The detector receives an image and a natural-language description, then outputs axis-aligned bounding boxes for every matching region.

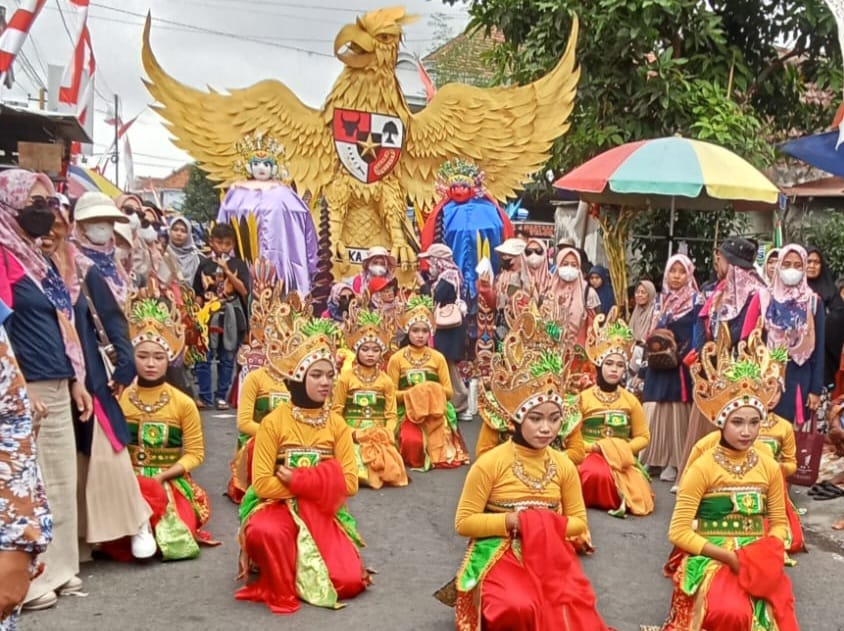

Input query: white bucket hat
[494,238,526,257]
[74,191,130,224]
[114,221,134,246]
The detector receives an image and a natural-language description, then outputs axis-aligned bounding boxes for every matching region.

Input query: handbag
[434,302,463,329]
[645,328,679,371]
[76,268,118,379]
[788,412,825,487]
[154,485,200,561]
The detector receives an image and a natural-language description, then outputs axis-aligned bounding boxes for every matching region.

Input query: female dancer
[578,308,654,516]
[660,326,798,630]
[446,311,610,630]
[236,317,369,614]
[333,303,408,488]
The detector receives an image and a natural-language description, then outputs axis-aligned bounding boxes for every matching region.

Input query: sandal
[820,481,844,496]
[812,488,844,501]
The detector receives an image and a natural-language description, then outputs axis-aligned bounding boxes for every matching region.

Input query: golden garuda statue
[141,6,579,269]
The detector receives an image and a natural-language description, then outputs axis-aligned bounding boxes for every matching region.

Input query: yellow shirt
[685,414,797,478]
[251,405,358,501]
[386,345,452,403]
[236,366,290,438]
[668,445,788,556]
[455,441,588,540]
[475,422,586,465]
[579,386,650,455]
[120,383,205,473]
[331,364,398,435]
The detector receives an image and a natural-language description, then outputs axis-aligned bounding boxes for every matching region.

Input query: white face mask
[369,264,387,277]
[779,267,804,287]
[84,221,115,245]
[526,253,544,268]
[139,225,158,244]
[126,213,140,230]
[558,266,579,282]
[115,245,131,262]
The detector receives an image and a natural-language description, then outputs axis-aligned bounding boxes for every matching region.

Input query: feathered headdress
[265,316,339,382]
[435,158,485,198]
[397,294,435,332]
[691,324,782,428]
[126,282,185,361]
[233,131,289,181]
[585,306,634,366]
[343,299,391,352]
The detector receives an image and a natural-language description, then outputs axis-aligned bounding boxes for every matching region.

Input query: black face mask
[338,296,351,311]
[16,205,56,238]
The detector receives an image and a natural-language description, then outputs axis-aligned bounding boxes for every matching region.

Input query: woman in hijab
[629,280,657,344]
[588,265,615,313]
[522,238,553,303]
[323,281,355,322]
[166,215,201,286]
[641,255,700,484]
[762,248,780,286]
[760,244,825,423]
[0,169,93,609]
[806,245,836,310]
[548,247,601,349]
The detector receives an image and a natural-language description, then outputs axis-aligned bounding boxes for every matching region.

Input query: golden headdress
[126,283,185,361]
[484,309,581,433]
[233,131,289,180]
[265,316,339,382]
[397,294,435,332]
[691,324,782,428]
[343,299,391,352]
[585,306,635,366]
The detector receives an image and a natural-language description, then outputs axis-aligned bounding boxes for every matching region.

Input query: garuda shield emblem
[333,108,404,184]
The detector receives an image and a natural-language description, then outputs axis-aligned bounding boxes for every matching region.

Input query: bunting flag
[59,0,95,124]
[0,0,47,87]
[95,111,141,170]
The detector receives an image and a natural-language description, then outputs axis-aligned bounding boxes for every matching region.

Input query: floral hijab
[656,254,699,325]
[763,244,816,366]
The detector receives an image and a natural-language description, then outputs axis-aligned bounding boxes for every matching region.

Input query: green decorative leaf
[724,360,761,382]
[132,298,170,324]
[407,295,434,311]
[357,310,382,327]
[529,350,564,377]
[769,346,788,364]
[544,321,562,342]
[301,318,339,338]
[606,321,633,340]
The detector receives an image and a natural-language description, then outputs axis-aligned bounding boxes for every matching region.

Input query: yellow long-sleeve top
[455,441,588,540]
[331,364,398,435]
[386,345,452,404]
[251,404,358,501]
[236,366,290,438]
[475,422,586,465]
[686,413,797,477]
[579,386,650,455]
[668,445,788,556]
[120,383,205,473]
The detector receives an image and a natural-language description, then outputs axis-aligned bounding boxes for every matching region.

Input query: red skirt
[578,452,621,511]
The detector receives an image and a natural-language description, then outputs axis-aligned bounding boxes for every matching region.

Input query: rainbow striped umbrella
[66,165,123,200]
[554,137,780,211]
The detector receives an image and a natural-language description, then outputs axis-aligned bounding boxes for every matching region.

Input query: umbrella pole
[668,196,675,257]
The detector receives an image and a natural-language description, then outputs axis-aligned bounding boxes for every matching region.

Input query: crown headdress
[397,294,435,332]
[233,132,289,180]
[126,282,185,361]
[435,158,485,198]
[691,324,782,428]
[343,299,391,352]
[237,260,287,367]
[585,307,634,366]
[482,309,581,435]
[265,316,339,382]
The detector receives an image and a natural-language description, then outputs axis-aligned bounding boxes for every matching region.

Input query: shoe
[131,521,157,559]
[23,591,58,610]
[57,576,83,595]
[215,399,230,411]
[659,466,677,482]
[195,399,210,410]
[458,411,474,422]
[670,485,678,494]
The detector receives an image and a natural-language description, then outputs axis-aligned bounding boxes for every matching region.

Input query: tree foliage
[791,210,844,279]
[181,163,219,223]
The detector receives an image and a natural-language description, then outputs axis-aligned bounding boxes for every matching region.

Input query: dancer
[660,325,799,631]
[444,313,610,630]
[236,317,369,614]
[333,302,408,488]
[578,308,654,516]
[386,295,470,470]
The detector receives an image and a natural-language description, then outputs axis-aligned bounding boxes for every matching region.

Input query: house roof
[135,163,191,191]
[0,103,91,158]
[422,27,503,83]
[781,176,844,198]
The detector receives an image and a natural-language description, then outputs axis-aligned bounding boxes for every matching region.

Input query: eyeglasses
[123,207,153,229]
[524,247,543,256]
[29,195,60,210]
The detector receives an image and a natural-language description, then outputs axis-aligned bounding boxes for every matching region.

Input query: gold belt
[129,445,181,467]
[695,514,766,537]
[485,500,559,513]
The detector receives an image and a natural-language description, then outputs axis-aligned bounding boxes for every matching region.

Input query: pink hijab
[655,254,699,325]
[549,247,589,342]
[523,239,553,299]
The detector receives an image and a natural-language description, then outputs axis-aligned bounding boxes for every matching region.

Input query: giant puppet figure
[141,7,580,273]
[217,134,318,294]
[420,159,513,299]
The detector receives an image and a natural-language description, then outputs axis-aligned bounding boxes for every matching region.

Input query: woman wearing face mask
[236,317,370,615]
[578,309,653,517]
[660,328,798,631]
[42,194,156,564]
[759,244,825,424]
[444,312,610,630]
[548,247,601,349]
[489,237,528,312]
[351,246,396,294]
[114,194,154,285]
[522,238,552,302]
[0,169,93,610]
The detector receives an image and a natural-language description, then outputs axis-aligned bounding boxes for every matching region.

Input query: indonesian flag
[0,0,48,88]
[59,0,95,124]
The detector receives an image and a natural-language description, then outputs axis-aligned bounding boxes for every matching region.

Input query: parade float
[141,6,581,281]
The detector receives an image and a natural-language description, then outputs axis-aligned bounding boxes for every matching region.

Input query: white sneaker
[131,521,157,559]
[58,575,83,595]
[670,485,678,494]
[458,411,474,422]
[660,466,677,482]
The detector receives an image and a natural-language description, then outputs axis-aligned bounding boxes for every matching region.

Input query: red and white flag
[59,0,95,123]
[0,0,47,87]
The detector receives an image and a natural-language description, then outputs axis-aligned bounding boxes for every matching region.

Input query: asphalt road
[22,410,844,631]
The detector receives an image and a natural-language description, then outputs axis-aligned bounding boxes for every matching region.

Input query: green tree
[181,163,219,223]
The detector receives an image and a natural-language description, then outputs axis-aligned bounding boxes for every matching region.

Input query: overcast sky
[3,0,469,180]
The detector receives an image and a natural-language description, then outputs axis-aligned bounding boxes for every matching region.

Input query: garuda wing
[398,18,579,211]
[141,16,334,191]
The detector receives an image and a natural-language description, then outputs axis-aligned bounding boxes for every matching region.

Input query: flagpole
[112,93,119,188]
